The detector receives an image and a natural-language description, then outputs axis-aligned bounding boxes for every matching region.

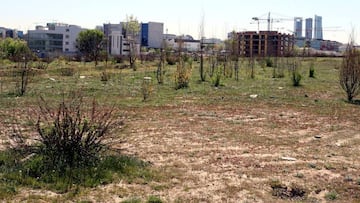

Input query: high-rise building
[314,15,323,40]
[305,18,313,39]
[294,17,303,38]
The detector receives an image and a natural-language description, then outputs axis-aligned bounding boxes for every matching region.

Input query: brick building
[235,31,294,57]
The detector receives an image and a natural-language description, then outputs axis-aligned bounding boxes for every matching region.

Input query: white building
[166,38,200,52]
[27,23,84,55]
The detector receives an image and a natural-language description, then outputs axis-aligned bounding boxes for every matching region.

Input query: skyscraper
[314,15,323,40]
[305,18,313,39]
[294,17,303,38]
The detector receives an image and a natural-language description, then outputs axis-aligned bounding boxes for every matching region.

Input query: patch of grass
[121,197,142,203]
[325,191,338,200]
[0,149,153,197]
[147,195,163,203]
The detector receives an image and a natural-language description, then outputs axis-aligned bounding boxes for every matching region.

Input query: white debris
[280,156,297,161]
[80,75,86,79]
[249,94,258,99]
[49,77,56,81]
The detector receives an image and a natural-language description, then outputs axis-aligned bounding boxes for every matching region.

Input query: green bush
[325,191,338,200]
[212,66,222,87]
[147,195,163,203]
[265,57,273,67]
[292,70,302,86]
[1,93,155,194]
[309,63,315,78]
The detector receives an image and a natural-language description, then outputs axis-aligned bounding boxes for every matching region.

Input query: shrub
[292,70,302,87]
[325,191,338,200]
[212,66,222,87]
[147,195,163,203]
[166,56,177,65]
[309,62,315,78]
[35,93,118,171]
[59,67,75,76]
[175,56,192,90]
[265,57,273,67]
[339,37,360,102]
[101,71,111,82]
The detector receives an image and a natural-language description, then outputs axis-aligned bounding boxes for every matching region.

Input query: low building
[141,22,163,49]
[235,31,294,57]
[165,37,200,52]
[0,27,23,39]
[27,23,84,57]
[295,38,342,52]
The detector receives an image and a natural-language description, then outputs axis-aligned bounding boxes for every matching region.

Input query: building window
[66,29,70,32]
[65,41,69,45]
[65,48,69,52]
[65,35,69,39]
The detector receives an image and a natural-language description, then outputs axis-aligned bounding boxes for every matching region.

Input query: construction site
[235,31,294,57]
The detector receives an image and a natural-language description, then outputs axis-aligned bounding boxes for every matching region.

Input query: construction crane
[251,12,293,32]
[252,12,271,32]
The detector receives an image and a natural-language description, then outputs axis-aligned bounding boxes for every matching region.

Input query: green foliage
[123,15,140,71]
[147,195,163,203]
[212,66,222,87]
[325,191,338,200]
[265,57,273,67]
[33,94,117,172]
[0,38,32,62]
[309,62,315,78]
[0,149,151,194]
[292,70,302,87]
[290,59,302,86]
[76,29,104,66]
[175,56,192,90]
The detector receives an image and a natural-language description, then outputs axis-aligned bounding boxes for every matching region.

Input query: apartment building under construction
[235,31,294,57]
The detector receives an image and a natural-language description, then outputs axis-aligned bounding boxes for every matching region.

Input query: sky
[1,0,359,43]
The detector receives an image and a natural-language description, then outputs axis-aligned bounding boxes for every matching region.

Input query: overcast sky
[1,0,359,43]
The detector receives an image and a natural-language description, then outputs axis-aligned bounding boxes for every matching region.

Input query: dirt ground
[102,100,359,202]
[4,100,360,202]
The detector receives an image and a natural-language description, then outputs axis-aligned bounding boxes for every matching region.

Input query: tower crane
[251,12,294,32]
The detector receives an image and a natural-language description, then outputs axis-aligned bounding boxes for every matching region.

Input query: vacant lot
[0,57,359,202]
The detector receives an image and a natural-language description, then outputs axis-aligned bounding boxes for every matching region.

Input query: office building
[141,22,164,49]
[305,18,313,39]
[27,23,84,56]
[314,15,323,40]
[294,17,303,38]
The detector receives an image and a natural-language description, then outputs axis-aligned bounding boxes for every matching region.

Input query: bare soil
[4,100,360,202]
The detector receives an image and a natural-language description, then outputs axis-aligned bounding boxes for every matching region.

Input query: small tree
[340,37,360,102]
[0,38,33,96]
[157,42,166,84]
[123,15,140,71]
[76,29,104,66]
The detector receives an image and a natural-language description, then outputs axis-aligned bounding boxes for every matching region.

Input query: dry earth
[2,100,360,202]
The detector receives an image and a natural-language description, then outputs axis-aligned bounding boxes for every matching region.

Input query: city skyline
[1,0,359,43]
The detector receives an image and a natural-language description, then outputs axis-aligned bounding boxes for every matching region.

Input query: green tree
[76,29,104,66]
[0,38,33,96]
[0,38,31,62]
[123,15,140,71]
